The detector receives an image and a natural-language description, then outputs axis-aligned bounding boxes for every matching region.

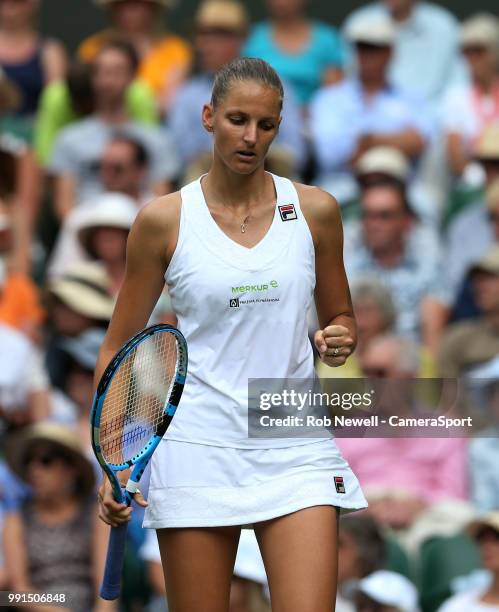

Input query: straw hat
[469,244,499,277]
[460,13,499,50]
[5,422,96,498]
[195,0,249,33]
[356,146,410,183]
[474,125,499,161]
[95,0,176,8]
[76,193,137,258]
[47,262,115,321]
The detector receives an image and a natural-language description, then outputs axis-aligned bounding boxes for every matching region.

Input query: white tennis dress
[143,173,367,528]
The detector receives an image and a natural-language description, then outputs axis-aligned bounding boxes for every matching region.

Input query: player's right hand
[97,473,148,527]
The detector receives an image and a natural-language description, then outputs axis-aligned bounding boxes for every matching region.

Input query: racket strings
[99,332,178,466]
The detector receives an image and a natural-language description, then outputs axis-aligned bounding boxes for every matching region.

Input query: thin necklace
[241,215,250,233]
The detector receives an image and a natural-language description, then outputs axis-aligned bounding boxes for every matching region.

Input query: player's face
[205,80,281,175]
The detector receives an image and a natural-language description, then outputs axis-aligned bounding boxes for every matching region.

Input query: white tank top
[164,173,321,448]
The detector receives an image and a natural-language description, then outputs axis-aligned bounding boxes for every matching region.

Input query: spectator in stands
[0,0,67,120]
[354,570,419,612]
[317,279,396,379]
[169,0,305,181]
[0,68,40,271]
[44,262,114,388]
[438,513,499,611]
[466,365,499,513]
[310,15,432,203]
[243,0,344,107]
[48,192,137,280]
[442,14,499,181]
[98,135,151,204]
[3,423,108,612]
[51,328,106,447]
[337,334,467,531]
[78,0,192,114]
[75,194,136,295]
[446,178,499,318]
[0,323,49,429]
[0,209,44,340]
[34,59,158,167]
[49,39,179,220]
[343,183,450,353]
[445,125,499,316]
[439,246,499,378]
[343,0,465,103]
[336,516,386,612]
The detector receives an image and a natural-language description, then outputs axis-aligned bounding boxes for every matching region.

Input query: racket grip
[100,522,128,600]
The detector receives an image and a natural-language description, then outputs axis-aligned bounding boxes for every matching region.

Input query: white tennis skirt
[143,439,367,529]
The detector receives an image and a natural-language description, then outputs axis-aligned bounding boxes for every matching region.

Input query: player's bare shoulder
[293,182,342,248]
[131,191,182,263]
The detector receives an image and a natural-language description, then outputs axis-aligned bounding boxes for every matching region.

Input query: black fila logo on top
[278,204,298,222]
[334,476,346,494]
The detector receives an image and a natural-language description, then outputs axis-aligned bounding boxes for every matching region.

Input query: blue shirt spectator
[310,79,432,202]
[343,183,451,342]
[243,21,344,106]
[343,1,466,103]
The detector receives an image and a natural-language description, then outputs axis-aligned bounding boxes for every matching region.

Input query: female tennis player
[96,57,367,611]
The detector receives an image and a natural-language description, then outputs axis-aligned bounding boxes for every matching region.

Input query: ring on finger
[332,347,340,356]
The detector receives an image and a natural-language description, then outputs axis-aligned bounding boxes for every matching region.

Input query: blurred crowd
[0,0,499,610]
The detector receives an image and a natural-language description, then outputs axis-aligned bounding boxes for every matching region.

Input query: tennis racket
[90,323,188,600]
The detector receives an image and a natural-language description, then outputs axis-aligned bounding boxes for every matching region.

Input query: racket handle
[100,522,128,600]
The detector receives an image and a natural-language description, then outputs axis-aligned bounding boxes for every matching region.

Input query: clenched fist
[314,325,354,367]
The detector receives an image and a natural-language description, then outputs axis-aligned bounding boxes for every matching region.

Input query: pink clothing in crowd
[336,437,468,504]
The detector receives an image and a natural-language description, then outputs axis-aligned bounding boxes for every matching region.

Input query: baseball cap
[195,0,248,33]
[468,512,499,539]
[474,125,499,161]
[460,13,499,49]
[356,146,410,182]
[469,245,499,276]
[357,570,419,612]
[346,17,396,47]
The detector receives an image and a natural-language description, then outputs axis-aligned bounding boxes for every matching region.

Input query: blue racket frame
[90,323,188,600]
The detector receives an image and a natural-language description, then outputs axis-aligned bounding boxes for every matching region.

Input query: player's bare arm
[298,184,357,367]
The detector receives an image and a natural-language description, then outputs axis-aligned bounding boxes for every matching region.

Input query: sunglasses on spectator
[488,211,499,224]
[462,46,489,56]
[23,451,70,468]
[361,210,403,221]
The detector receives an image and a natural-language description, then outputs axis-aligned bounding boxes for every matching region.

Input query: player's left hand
[314,325,354,367]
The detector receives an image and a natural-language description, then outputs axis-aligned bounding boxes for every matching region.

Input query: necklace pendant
[241,223,246,233]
